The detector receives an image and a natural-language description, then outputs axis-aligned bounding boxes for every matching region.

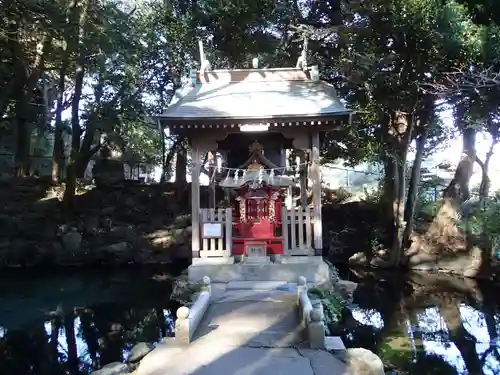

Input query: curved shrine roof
[155,68,350,124]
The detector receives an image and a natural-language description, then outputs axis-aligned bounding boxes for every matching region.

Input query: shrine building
[155,54,351,283]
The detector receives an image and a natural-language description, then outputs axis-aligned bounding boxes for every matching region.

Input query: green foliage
[323,186,353,204]
[363,185,383,204]
[458,198,500,247]
[170,277,203,306]
[415,180,442,218]
[1,0,500,231]
[308,286,344,326]
[378,341,458,375]
[418,199,441,218]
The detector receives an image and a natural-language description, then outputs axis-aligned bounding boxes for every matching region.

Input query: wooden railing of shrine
[199,208,233,258]
[198,207,318,258]
[281,206,316,255]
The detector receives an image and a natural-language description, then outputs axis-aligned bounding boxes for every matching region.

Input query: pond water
[0,266,499,375]
[0,266,182,375]
[338,268,500,375]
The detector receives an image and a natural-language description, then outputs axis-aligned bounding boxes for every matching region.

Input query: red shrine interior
[231,184,286,257]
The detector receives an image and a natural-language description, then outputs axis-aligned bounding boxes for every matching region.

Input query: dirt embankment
[321,197,499,279]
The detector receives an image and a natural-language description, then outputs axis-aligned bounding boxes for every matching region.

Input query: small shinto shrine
[155,54,351,283]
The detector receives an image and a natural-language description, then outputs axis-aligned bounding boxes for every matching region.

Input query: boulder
[336,279,358,300]
[110,226,137,243]
[127,342,154,363]
[83,215,100,234]
[0,173,11,184]
[100,206,115,216]
[348,252,369,266]
[343,348,385,375]
[101,241,131,255]
[172,214,190,228]
[93,158,125,187]
[90,362,130,375]
[62,232,82,252]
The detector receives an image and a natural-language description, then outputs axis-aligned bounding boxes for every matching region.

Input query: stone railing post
[175,306,190,345]
[297,276,307,305]
[308,307,326,349]
[201,275,211,295]
[174,276,212,345]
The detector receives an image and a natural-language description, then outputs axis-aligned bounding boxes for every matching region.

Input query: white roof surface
[160,75,349,120]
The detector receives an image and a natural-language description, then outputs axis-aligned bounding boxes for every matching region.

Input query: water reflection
[341,271,500,375]
[0,268,181,375]
[3,266,500,375]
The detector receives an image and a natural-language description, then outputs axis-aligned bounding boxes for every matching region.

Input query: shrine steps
[188,255,330,284]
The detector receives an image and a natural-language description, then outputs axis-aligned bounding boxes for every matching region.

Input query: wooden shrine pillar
[190,134,220,260]
[220,150,231,206]
[191,145,201,258]
[310,131,323,255]
[207,151,216,209]
[284,149,293,209]
[298,150,308,209]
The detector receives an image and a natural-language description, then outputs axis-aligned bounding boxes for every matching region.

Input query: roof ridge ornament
[198,40,211,73]
[189,69,197,86]
[296,37,308,71]
[252,57,259,69]
[309,65,320,81]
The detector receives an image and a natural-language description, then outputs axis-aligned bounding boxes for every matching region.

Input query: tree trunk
[31,323,52,375]
[443,125,476,201]
[163,137,180,182]
[75,49,106,180]
[14,34,53,176]
[52,68,67,183]
[64,310,79,374]
[175,141,187,187]
[80,309,99,369]
[402,130,427,247]
[51,0,80,183]
[156,307,167,338]
[408,310,424,362]
[75,127,99,178]
[0,79,18,121]
[49,315,61,370]
[63,65,85,205]
[401,92,434,248]
[476,137,497,201]
[440,302,484,375]
[160,125,167,183]
[425,112,478,254]
[380,110,414,266]
[63,0,90,206]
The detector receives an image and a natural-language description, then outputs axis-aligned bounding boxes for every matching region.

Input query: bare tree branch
[421,66,500,95]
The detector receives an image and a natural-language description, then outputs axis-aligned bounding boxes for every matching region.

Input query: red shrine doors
[232,186,284,257]
[244,189,273,237]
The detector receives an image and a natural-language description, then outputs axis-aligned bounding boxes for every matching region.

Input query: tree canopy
[1,0,500,261]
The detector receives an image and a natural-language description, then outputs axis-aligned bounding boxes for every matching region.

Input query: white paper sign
[202,222,223,238]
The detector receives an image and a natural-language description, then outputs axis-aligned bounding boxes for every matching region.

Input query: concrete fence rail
[296,276,326,349]
[175,276,212,344]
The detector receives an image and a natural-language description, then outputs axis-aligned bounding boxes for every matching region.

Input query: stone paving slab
[225,281,290,290]
[136,345,348,375]
[216,289,295,303]
[325,336,346,350]
[194,293,298,332]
